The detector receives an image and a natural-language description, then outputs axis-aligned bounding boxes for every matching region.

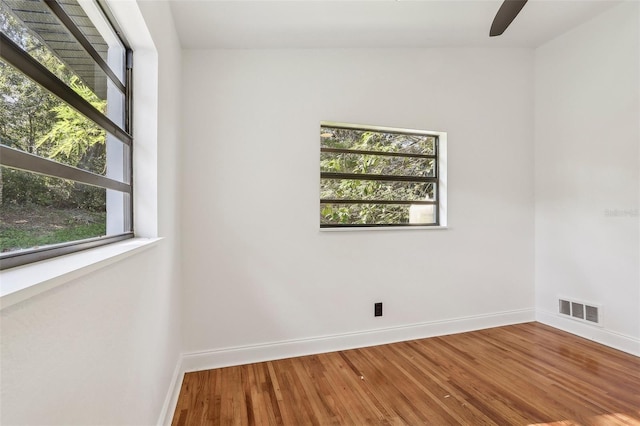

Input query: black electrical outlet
[374,302,383,317]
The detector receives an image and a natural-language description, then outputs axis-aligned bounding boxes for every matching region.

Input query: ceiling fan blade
[490,0,528,37]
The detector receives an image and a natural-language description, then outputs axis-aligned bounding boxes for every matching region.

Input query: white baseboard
[180,308,535,373]
[157,358,185,426]
[536,309,640,357]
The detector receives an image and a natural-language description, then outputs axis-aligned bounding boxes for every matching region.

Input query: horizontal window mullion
[0,233,134,270]
[321,199,436,206]
[0,33,132,146]
[321,172,437,183]
[1,145,131,193]
[43,0,126,92]
[321,147,436,159]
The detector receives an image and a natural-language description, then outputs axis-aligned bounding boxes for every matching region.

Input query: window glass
[321,203,436,227]
[321,180,435,203]
[0,0,131,268]
[0,0,125,124]
[320,123,440,227]
[321,127,436,155]
[320,152,435,177]
[0,167,108,253]
[0,59,126,178]
[58,0,126,83]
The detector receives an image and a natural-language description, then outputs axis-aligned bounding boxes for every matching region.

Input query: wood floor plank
[320,351,388,424]
[390,341,500,425]
[404,338,531,425]
[172,322,640,425]
[262,362,285,425]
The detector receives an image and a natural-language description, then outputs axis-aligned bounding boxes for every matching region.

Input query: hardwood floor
[172,322,640,425]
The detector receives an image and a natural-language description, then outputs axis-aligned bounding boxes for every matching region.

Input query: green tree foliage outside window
[0,7,109,252]
[320,124,439,227]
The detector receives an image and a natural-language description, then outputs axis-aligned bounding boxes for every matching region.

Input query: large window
[0,0,132,269]
[320,122,446,228]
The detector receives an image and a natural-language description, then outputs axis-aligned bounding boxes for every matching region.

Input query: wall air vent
[571,302,584,319]
[585,305,599,323]
[558,298,601,326]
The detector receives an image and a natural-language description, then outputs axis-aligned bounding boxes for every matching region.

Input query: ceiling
[168,0,621,49]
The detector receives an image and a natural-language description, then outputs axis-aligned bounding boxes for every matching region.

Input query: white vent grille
[558,298,601,326]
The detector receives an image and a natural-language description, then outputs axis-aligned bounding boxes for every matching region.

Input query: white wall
[181,48,535,361]
[0,1,183,424]
[534,1,640,354]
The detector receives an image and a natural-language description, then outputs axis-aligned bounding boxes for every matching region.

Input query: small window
[0,0,133,269]
[320,122,446,228]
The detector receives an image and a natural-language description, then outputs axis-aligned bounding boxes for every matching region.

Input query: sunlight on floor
[528,412,640,426]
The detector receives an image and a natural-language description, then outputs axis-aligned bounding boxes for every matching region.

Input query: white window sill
[320,226,448,232]
[0,237,162,311]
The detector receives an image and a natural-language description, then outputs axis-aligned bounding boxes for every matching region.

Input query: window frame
[0,0,134,270]
[320,121,447,229]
